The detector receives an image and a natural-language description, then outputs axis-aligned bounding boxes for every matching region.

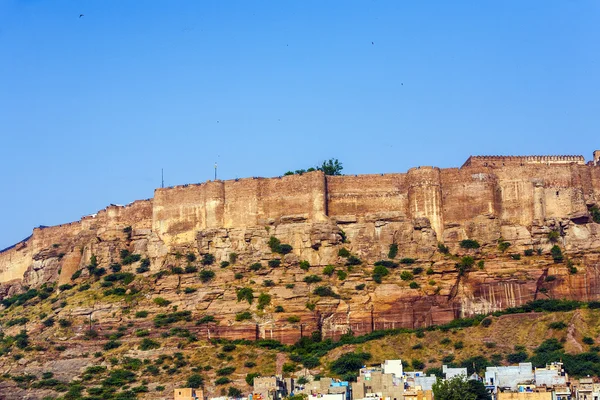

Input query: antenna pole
[214,162,218,180]
[161,168,164,188]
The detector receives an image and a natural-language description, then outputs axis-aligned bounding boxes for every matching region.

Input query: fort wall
[1,153,600,283]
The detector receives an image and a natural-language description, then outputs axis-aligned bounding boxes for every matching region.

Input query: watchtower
[594,150,600,166]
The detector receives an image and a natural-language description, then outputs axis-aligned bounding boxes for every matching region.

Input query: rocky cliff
[1,154,600,345]
[1,153,600,398]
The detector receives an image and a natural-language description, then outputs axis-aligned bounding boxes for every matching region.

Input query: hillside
[0,154,599,399]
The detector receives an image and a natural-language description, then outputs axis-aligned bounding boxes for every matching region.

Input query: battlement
[462,155,586,168]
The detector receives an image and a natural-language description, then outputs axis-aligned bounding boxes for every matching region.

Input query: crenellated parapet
[462,155,586,168]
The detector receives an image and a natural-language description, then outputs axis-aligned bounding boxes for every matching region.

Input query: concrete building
[174,388,204,400]
[442,365,468,380]
[485,363,535,392]
[534,363,568,388]
[383,360,403,378]
[301,377,350,400]
[352,367,404,400]
[253,376,289,400]
[575,377,600,400]
[497,392,552,400]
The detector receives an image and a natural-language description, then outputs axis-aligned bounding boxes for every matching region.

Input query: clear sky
[0,1,599,249]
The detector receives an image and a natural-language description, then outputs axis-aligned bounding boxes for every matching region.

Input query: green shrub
[135,311,149,318]
[548,321,567,330]
[459,239,480,249]
[453,341,464,349]
[274,305,285,312]
[135,329,150,337]
[215,377,231,385]
[337,270,347,280]
[551,245,564,263]
[122,253,142,265]
[498,239,511,252]
[437,243,449,254]
[299,260,310,271]
[400,271,414,281]
[234,273,243,279]
[306,302,316,311]
[548,230,560,243]
[455,256,475,275]
[228,387,243,398]
[268,259,281,268]
[103,340,121,351]
[137,258,151,273]
[346,255,362,266]
[249,263,262,271]
[71,270,82,280]
[330,352,371,380]
[524,249,534,256]
[480,318,492,327]
[507,351,528,363]
[338,248,351,258]
[510,254,521,260]
[313,286,340,298]
[268,236,281,252]
[323,265,335,276]
[411,359,425,370]
[229,253,238,264]
[185,265,198,273]
[139,338,161,351]
[199,269,215,282]
[412,267,424,275]
[236,287,254,304]
[374,260,398,268]
[184,287,197,294]
[373,265,389,279]
[355,284,365,290]
[257,293,271,310]
[583,337,595,345]
[263,280,275,287]
[220,261,230,268]
[409,282,420,289]
[217,366,236,376]
[287,316,300,323]
[186,374,204,389]
[304,275,322,284]
[58,283,73,291]
[591,206,600,223]
[388,243,398,259]
[235,312,252,321]
[153,297,171,307]
[198,315,216,324]
[400,258,415,264]
[545,275,557,282]
[110,263,122,273]
[201,254,215,265]
[153,311,192,327]
[58,318,71,328]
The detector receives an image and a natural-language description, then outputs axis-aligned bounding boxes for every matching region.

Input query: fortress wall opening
[326,173,408,219]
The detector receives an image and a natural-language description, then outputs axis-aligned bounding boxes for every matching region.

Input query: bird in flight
[371,41,374,45]
[79,14,84,18]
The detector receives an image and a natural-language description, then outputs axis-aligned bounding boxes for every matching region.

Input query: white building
[443,365,468,380]
[534,362,568,388]
[485,363,534,392]
[382,360,403,378]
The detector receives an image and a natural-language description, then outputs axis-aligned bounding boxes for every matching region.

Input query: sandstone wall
[154,173,327,245]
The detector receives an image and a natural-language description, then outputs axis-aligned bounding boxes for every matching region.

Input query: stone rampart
[2,153,600,283]
[462,155,586,168]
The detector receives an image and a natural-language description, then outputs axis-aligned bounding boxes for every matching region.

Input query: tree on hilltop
[284,158,343,176]
[318,158,343,176]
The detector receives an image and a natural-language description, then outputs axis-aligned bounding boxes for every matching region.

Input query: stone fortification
[1,152,600,344]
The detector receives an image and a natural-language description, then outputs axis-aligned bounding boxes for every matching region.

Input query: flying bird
[79,14,84,18]
[371,41,374,45]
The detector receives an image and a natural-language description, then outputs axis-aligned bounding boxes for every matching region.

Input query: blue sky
[0,1,599,249]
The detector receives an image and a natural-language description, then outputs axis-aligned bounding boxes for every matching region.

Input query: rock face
[1,153,600,344]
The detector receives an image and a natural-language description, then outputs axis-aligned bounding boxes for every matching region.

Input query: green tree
[432,376,485,400]
[317,159,343,176]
